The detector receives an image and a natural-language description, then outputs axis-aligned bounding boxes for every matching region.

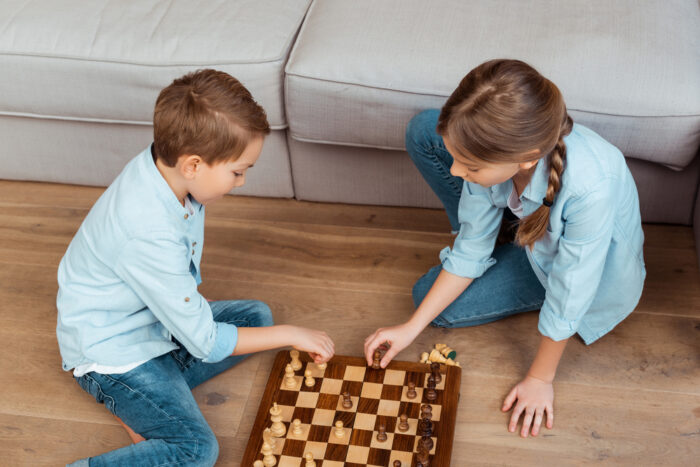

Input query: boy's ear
[179,154,202,179]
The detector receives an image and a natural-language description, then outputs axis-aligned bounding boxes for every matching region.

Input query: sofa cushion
[286,0,700,169]
[0,0,311,129]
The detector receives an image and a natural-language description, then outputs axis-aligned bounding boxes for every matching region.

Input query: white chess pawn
[269,402,286,438]
[289,349,302,371]
[253,461,264,467]
[304,369,315,387]
[334,420,344,438]
[316,361,327,371]
[304,452,316,467]
[262,427,276,450]
[292,418,303,436]
[284,364,296,389]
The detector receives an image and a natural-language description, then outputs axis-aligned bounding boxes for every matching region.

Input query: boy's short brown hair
[153,69,270,167]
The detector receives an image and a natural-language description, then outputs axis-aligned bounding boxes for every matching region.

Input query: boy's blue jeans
[68,300,273,467]
[406,110,546,327]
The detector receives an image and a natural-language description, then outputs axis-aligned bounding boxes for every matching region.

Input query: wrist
[526,372,554,384]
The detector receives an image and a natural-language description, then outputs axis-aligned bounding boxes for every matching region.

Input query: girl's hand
[287,326,335,363]
[501,375,554,437]
[364,322,421,368]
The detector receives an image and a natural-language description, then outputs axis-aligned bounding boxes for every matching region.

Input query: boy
[58,70,334,466]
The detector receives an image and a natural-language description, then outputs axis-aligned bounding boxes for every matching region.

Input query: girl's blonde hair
[437,59,573,248]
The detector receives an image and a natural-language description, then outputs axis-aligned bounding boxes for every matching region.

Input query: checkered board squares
[242,351,461,467]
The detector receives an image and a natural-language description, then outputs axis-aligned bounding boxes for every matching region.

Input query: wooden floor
[0,180,698,466]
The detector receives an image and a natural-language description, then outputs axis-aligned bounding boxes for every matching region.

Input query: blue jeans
[406,110,545,327]
[68,300,274,467]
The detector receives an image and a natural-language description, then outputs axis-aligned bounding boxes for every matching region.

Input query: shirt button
[184,297,190,302]
[184,214,189,220]
[192,249,195,255]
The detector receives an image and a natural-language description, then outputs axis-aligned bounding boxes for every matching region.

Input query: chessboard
[242,350,461,466]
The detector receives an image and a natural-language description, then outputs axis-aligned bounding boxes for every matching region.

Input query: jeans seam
[435,300,543,326]
[426,145,462,197]
[99,374,201,465]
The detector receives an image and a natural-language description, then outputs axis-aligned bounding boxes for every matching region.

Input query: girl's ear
[519,159,539,170]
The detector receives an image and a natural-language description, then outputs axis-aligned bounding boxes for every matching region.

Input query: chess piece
[334,420,345,438]
[376,423,387,442]
[262,427,276,449]
[284,364,296,389]
[342,391,353,409]
[420,404,433,420]
[304,369,315,387]
[406,381,417,399]
[317,361,327,371]
[419,417,433,438]
[292,418,303,436]
[428,349,447,364]
[261,439,276,467]
[398,413,409,432]
[269,402,286,437]
[434,343,457,360]
[393,461,402,467]
[304,452,316,467]
[254,461,264,467]
[430,362,442,384]
[372,349,382,369]
[420,351,430,364]
[444,357,460,367]
[425,375,437,401]
[289,349,302,371]
[416,445,430,466]
[420,434,434,452]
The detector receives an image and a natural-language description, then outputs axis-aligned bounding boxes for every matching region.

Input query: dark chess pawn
[406,381,417,399]
[420,434,434,452]
[397,413,409,432]
[416,446,430,466]
[342,391,353,409]
[425,375,437,401]
[430,362,442,384]
[419,417,433,438]
[372,349,382,369]
[393,461,401,467]
[421,404,433,420]
[376,423,388,442]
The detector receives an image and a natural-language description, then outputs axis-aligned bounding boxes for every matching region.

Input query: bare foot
[114,415,146,444]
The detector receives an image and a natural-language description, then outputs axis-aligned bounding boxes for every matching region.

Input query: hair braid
[516,114,573,248]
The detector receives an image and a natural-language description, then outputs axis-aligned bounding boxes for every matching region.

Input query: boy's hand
[287,326,335,363]
[501,375,554,437]
[364,322,420,368]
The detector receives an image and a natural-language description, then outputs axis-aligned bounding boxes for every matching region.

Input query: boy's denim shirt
[440,124,646,344]
[56,145,237,371]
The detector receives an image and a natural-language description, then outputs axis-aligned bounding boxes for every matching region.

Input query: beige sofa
[1,0,699,262]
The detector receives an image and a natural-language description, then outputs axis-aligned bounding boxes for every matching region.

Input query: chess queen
[364,59,645,439]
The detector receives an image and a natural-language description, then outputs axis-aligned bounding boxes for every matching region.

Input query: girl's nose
[450,163,467,178]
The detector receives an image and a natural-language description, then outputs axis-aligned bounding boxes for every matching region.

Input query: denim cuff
[202,322,238,363]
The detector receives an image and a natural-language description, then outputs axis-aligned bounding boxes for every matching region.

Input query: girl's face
[442,134,538,187]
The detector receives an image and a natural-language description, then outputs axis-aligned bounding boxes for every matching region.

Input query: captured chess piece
[420,351,430,364]
[269,402,286,437]
[425,375,437,401]
[430,362,442,385]
[428,349,447,364]
[406,381,417,399]
[304,369,315,387]
[398,413,409,432]
[376,423,387,442]
[372,349,382,369]
[334,420,345,438]
[284,363,296,389]
[304,452,316,467]
[434,343,457,360]
[342,391,353,409]
[289,349,302,371]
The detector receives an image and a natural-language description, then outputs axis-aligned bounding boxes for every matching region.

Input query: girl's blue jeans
[67,299,274,467]
[406,109,546,327]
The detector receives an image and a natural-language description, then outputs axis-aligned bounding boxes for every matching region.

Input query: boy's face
[185,136,264,205]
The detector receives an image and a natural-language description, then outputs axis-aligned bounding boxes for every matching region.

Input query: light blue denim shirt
[56,146,238,371]
[439,124,646,344]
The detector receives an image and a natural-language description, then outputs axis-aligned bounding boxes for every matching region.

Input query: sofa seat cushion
[0,0,311,129]
[285,0,700,169]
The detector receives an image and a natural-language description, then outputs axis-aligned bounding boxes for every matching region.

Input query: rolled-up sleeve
[538,179,615,341]
[440,182,502,278]
[114,234,237,362]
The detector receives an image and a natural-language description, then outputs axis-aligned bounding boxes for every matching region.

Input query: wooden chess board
[242,351,461,466]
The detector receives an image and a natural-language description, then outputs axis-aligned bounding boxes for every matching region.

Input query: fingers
[520,408,535,438]
[508,403,524,433]
[502,387,517,412]
[531,408,544,436]
[380,344,399,369]
[545,404,554,429]
[364,331,385,366]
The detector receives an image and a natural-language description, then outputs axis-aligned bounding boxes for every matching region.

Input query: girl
[364,59,645,438]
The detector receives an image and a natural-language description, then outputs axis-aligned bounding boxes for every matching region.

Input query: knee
[178,425,219,466]
[250,301,274,328]
[405,109,441,157]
